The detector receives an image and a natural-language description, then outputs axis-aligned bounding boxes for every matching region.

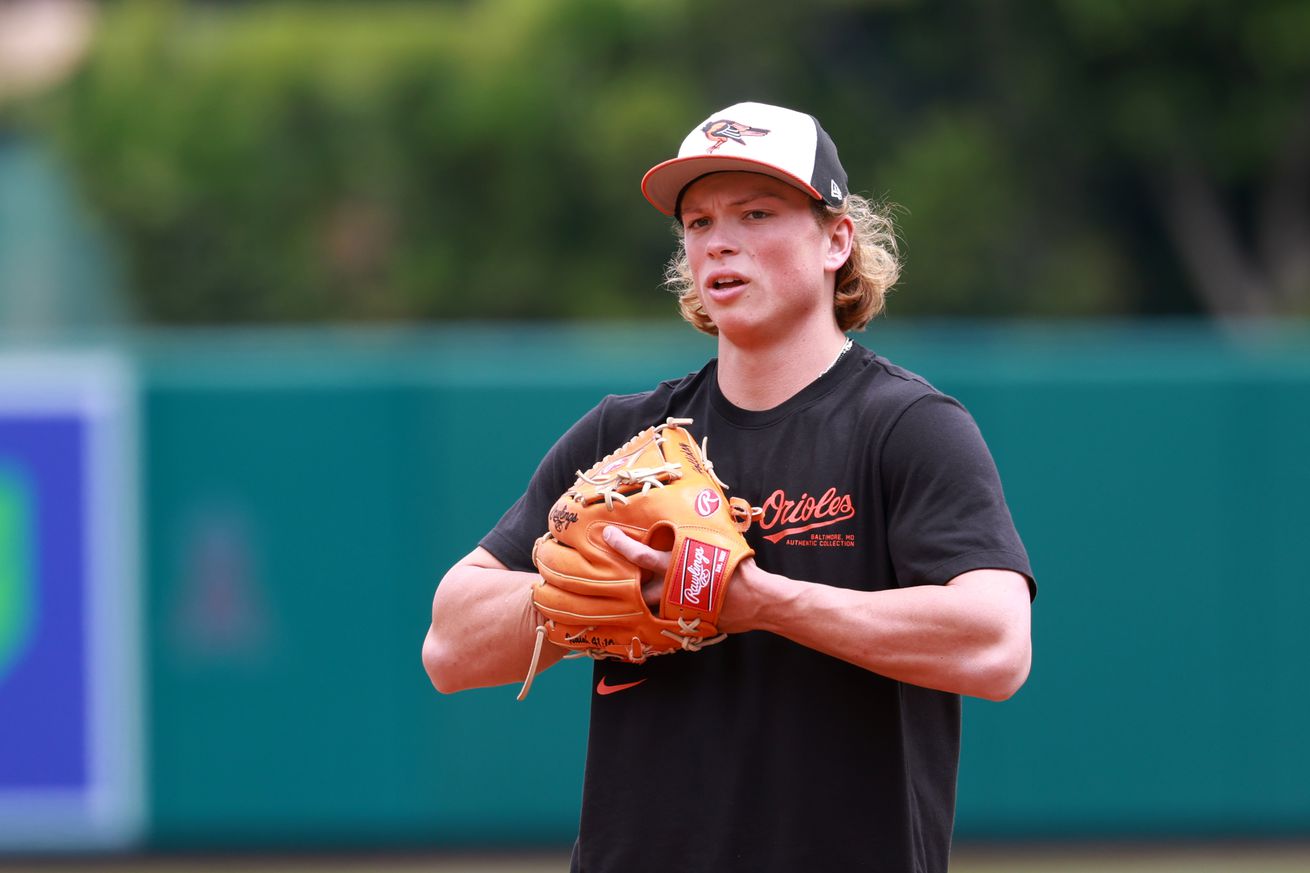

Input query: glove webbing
[578,461,683,509]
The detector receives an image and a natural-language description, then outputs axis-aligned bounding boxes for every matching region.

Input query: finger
[640,576,662,609]
[603,525,671,575]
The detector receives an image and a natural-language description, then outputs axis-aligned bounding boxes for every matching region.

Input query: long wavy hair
[663,193,901,336]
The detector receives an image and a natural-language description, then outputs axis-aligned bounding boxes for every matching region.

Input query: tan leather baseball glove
[518,418,759,699]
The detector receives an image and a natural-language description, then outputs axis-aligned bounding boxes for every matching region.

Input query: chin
[712,317,776,348]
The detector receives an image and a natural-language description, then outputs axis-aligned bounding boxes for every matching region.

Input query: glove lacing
[517,418,754,701]
[576,461,685,510]
[516,616,728,700]
[517,623,549,701]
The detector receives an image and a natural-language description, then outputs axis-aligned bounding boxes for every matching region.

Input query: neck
[715,326,850,411]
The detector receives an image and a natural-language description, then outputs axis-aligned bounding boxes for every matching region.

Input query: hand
[601,525,771,633]
[602,525,668,609]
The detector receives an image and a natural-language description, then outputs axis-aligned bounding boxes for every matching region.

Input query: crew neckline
[709,341,869,428]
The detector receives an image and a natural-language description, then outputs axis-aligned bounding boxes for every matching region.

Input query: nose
[704,224,739,259]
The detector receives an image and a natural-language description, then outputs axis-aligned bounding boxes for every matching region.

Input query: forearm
[422,549,565,693]
[727,564,1032,700]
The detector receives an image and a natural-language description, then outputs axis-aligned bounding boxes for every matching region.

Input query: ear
[823,214,855,273]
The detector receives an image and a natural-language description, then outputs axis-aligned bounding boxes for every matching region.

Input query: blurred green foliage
[14,0,1310,322]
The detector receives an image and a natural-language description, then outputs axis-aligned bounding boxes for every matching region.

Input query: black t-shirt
[481,343,1033,873]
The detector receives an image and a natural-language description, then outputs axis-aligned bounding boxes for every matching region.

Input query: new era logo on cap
[641,101,850,216]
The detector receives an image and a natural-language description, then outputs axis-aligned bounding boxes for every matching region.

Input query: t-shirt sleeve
[479,403,606,572]
[881,393,1034,596]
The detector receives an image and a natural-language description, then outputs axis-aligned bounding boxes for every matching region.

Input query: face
[678,172,851,345]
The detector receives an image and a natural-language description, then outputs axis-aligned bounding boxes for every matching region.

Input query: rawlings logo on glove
[518,418,760,699]
[674,538,728,610]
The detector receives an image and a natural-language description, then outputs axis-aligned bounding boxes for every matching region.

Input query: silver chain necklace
[820,338,854,377]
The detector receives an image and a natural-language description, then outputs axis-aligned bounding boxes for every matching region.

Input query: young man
[423,102,1034,873]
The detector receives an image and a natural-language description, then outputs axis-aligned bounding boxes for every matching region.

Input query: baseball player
[423,101,1034,873]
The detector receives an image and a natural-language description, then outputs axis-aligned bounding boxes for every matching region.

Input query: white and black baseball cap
[641,101,849,217]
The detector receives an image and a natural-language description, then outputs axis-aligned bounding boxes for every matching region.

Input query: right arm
[422,397,628,693]
[422,546,567,693]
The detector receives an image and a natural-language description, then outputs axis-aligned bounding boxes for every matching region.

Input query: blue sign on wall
[0,353,140,850]
[0,465,36,690]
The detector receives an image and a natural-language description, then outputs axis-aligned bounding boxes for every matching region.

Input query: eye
[684,216,710,231]
[745,209,771,220]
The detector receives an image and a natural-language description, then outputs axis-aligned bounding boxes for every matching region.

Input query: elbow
[422,627,466,695]
[969,633,1032,702]
[977,668,1028,702]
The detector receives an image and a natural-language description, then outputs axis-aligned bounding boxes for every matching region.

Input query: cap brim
[641,155,823,217]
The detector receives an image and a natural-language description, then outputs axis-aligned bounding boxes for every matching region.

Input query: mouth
[705,273,749,297]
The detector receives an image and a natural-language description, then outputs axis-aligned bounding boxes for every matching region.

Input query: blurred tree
[13,0,1310,322]
[1047,0,1310,316]
[20,0,703,323]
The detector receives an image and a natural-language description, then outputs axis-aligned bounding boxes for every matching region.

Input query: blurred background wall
[0,0,1307,856]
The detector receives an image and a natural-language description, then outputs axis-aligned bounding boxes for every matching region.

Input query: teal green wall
[137,322,1310,847]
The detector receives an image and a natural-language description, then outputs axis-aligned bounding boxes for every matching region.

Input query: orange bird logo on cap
[701,119,770,152]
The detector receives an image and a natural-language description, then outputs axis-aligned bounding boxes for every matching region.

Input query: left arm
[604,527,1031,701]
[723,557,1032,701]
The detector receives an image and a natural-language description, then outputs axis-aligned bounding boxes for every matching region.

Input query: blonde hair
[663,194,901,336]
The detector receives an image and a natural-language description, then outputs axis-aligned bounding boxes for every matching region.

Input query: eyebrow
[681,191,788,214]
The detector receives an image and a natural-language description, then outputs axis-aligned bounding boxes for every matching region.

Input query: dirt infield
[952,843,1310,873]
